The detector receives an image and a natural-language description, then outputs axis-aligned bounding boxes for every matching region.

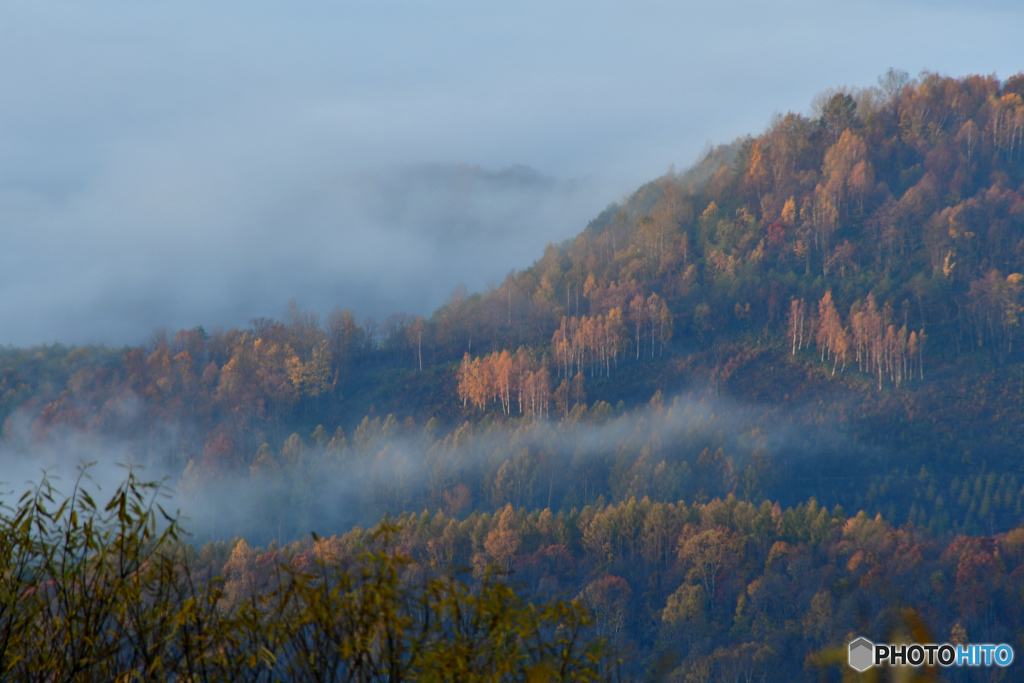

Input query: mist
[0,391,874,547]
[0,160,617,347]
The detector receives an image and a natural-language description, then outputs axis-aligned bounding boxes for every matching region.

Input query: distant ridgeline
[3,69,1024,531]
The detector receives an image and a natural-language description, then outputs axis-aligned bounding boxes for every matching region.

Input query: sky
[1,0,1022,347]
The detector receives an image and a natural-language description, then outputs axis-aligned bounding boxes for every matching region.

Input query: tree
[788,299,807,354]
[484,504,521,571]
[677,526,740,612]
[410,315,426,371]
[662,583,707,638]
[571,371,586,408]
[629,294,646,360]
[493,350,513,414]
[816,291,848,375]
[554,379,570,419]
[577,576,632,638]
[295,339,333,399]
[819,91,856,141]
[643,293,671,358]
[457,353,472,408]
[327,306,361,371]
[523,367,551,419]
[438,284,468,357]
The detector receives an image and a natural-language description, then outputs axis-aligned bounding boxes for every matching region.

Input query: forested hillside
[4,69,1024,680]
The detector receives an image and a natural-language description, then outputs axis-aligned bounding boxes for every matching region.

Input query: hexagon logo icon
[848,637,874,672]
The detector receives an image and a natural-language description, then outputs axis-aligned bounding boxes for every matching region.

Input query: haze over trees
[4,69,1024,680]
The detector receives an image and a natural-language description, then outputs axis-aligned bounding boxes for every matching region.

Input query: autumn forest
[4,70,1024,680]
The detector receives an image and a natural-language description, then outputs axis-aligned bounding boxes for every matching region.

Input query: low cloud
[1,392,870,546]
[0,161,617,347]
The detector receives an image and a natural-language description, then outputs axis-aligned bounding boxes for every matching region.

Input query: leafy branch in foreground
[0,470,620,682]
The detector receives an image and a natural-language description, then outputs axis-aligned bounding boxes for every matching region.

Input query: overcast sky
[1,0,1021,347]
